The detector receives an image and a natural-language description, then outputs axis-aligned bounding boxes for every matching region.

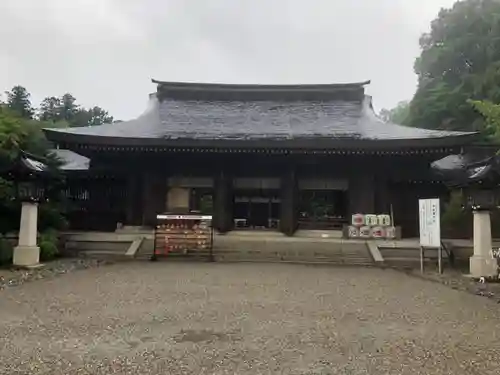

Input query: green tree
[72,106,113,127]
[5,86,34,119]
[38,96,61,122]
[409,0,500,131]
[0,106,25,163]
[85,106,113,126]
[0,106,67,237]
[469,99,500,143]
[59,93,78,123]
[379,101,410,124]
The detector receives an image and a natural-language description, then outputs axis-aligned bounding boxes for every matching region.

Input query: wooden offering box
[153,214,214,261]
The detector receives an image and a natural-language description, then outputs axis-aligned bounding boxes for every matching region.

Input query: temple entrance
[298,178,349,230]
[232,178,281,230]
[166,177,214,214]
[233,190,281,229]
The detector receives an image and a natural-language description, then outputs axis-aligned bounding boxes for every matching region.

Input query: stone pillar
[13,202,40,267]
[470,210,498,278]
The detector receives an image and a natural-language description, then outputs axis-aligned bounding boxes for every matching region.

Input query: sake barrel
[348,226,360,238]
[371,226,385,239]
[377,214,391,227]
[351,213,365,227]
[359,226,371,238]
[365,214,378,227]
[385,226,396,239]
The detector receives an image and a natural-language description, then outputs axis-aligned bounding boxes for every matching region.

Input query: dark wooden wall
[62,151,452,236]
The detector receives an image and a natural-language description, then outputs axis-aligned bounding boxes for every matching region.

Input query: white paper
[419,198,441,248]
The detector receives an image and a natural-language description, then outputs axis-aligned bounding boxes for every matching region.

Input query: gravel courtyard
[1,262,500,374]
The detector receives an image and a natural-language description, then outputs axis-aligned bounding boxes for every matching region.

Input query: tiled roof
[49,149,89,171]
[43,81,477,148]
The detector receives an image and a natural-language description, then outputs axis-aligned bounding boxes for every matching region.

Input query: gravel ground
[406,267,500,303]
[1,262,500,374]
[0,258,111,290]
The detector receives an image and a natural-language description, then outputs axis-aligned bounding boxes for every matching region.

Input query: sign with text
[419,199,441,248]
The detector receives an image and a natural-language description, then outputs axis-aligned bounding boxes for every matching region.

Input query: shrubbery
[441,190,470,238]
[39,229,60,261]
[0,236,13,266]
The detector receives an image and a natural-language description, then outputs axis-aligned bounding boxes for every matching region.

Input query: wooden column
[375,176,390,214]
[280,167,298,236]
[141,172,167,227]
[126,173,144,226]
[214,171,233,233]
[348,173,375,216]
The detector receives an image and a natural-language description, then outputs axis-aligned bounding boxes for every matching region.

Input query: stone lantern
[431,153,500,278]
[11,153,48,267]
[464,187,499,277]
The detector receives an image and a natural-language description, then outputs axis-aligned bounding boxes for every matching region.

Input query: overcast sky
[1,0,457,120]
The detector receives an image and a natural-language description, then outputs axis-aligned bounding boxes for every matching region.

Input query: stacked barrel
[348,214,396,239]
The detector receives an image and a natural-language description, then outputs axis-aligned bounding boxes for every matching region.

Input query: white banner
[419,198,441,248]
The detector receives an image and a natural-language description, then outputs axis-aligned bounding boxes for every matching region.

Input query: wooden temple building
[44,80,479,237]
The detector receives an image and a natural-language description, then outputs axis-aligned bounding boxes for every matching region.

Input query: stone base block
[469,255,498,278]
[13,245,40,267]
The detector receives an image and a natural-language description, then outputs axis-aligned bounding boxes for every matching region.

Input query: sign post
[419,198,442,274]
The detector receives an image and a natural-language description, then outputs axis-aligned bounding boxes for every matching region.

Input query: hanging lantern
[465,188,500,211]
[11,152,48,203]
[15,179,46,203]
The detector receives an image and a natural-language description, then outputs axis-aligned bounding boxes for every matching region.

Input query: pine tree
[5,86,34,119]
[39,96,61,122]
[59,93,78,122]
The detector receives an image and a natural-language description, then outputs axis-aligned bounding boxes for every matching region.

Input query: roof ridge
[152,79,371,92]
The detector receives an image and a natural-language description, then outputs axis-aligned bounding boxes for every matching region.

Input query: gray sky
[1,0,457,120]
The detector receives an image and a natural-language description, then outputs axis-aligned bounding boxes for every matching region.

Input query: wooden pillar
[375,176,390,214]
[349,173,375,216]
[214,171,233,233]
[280,167,298,236]
[142,172,167,227]
[126,173,144,226]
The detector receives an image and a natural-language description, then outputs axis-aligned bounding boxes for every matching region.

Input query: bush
[38,203,68,232]
[0,236,13,265]
[441,190,471,239]
[39,229,59,261]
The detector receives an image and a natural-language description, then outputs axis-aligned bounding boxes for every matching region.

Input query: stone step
[66,241,130,252]
[78,250,131,261]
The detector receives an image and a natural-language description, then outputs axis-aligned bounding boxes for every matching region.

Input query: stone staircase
[62,230,375,266]
[62,231,152,261]
[207,231,374,265]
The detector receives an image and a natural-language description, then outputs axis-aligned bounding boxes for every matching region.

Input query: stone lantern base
[470,210,498,278]
[13,245,40,267]
[13,202,41,267]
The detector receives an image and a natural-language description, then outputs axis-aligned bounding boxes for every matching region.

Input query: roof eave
[43,129,479,150]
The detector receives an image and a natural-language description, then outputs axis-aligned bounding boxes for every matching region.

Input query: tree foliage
[408,0,500,132]
[59,93,78,123]
[0,84,115,240]
[39,96,61,122]
[469,99,500,143]
[6,86,34,119]
[74,106,113,127]
[379,101,410,124]
[38,93,113,127]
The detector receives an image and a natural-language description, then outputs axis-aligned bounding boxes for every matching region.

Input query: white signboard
[419,199,441,248]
